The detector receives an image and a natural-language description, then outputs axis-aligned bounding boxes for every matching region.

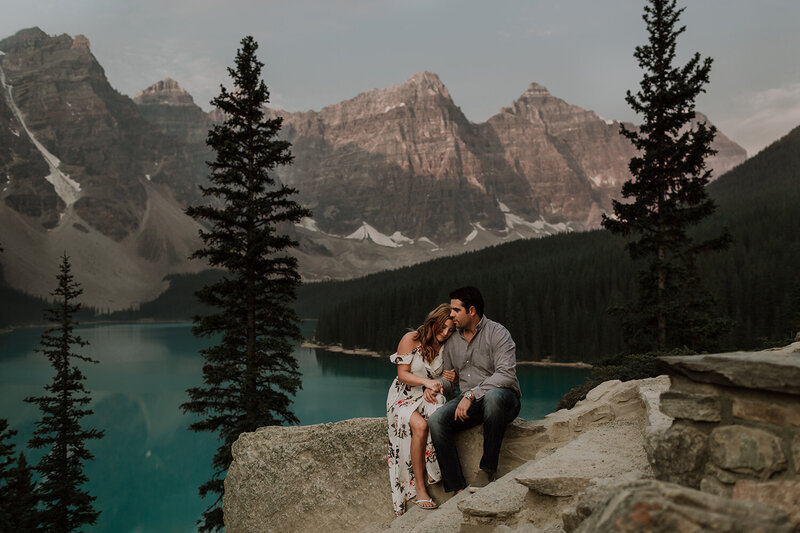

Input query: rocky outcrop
[133,78,213,144]
[226,345,800,532]
[223,376,670,532]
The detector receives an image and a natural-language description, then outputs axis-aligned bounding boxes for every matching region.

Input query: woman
[386,303,456,515]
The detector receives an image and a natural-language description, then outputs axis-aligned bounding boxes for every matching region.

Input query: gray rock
[573,480,796,533]
[645,421,708,488]
[224,418,393,533]
[491,524,543,533]
[732,396,800,427]
[517,419,651,497]
[793,433,800,472]
[709,425,787,478]
[699,475,733,498]
[659,389,721,422]
[732,480,800,527]
[659,343,800,395]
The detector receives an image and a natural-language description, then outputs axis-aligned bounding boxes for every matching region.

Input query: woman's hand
[442,369,458,383]
[424,379,443,394]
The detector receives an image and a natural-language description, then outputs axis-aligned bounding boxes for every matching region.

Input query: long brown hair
[415,303,452,363]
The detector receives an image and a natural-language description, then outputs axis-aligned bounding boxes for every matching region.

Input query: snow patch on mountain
[383,103,406,113]
[0,63,81,207]
[464,229,478,244]
[389,231,413,244]
[346,222,399,248]
[504,211,569,236]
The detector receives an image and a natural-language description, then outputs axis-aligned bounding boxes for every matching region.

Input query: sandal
[413,498,438,510]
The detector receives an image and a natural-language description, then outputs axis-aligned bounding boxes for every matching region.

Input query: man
[426,286,521,493]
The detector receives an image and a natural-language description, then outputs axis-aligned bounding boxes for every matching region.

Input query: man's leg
[479,387,521,474]
[428,397,482,492]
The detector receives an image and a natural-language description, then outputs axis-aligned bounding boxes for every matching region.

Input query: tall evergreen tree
[182,36,311,532]
[602,0,729,351]
[25,254,104,532]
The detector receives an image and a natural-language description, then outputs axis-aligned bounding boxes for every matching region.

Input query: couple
[386,286,521,515]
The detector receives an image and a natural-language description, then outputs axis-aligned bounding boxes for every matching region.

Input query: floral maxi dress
[386,345,445,515]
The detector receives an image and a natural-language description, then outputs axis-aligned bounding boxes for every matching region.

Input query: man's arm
[471,325,517,400]
[438,341,455,394]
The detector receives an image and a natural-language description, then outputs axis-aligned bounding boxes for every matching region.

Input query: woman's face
[436,319,456,343]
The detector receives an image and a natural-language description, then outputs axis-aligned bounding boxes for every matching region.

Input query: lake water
[0,322,589,532]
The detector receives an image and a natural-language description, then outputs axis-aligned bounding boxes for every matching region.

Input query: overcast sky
[2,0,799,156]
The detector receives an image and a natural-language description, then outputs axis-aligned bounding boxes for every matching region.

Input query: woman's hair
[415,303,452,363]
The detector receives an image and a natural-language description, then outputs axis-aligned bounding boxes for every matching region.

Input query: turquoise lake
[0,322,589,532]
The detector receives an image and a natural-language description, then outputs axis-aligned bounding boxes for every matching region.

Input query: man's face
[449,299,472,329]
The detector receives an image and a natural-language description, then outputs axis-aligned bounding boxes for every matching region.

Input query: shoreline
[301,341,593,368]
[0,318,193,335]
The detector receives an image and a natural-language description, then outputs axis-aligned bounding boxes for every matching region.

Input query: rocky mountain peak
[71,34,91,52]
[522,82,551,97]
[134,78,196,106]
[405,71,450,99]
[0,27,50,53]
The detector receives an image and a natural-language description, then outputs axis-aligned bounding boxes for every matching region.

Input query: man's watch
[464,390,475,401]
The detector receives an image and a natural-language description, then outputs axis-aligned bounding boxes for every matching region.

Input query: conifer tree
[602,0,730,351]
[4,453,40,532]
[182,36,311,532]
[0,418,19,530]
[25,253,104,532]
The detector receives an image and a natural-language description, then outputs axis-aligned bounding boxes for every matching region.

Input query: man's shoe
[467,469,494,492]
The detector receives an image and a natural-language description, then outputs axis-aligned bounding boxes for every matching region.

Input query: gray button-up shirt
[439,315,521,400]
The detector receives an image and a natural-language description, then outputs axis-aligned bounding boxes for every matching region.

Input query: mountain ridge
[0,27,748,309]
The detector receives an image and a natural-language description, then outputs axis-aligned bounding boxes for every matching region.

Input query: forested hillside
[5,127,798,353]
[304,125,800,362]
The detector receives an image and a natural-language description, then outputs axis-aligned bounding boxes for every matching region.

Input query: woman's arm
[395,332,442,392]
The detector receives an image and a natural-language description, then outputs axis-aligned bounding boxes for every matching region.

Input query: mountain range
[0,28,746,309]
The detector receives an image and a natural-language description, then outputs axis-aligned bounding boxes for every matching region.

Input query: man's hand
[423,387,439,403]
[442,369,458,383]
[454,396,472,421]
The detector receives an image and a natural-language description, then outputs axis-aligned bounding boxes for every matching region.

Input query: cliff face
[0,28,202,241]
[133,78,213,145]
[0,28,206,309]
[272,74,746,246]
[273,72,520,243]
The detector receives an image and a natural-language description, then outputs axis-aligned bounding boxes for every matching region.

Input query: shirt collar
[459,315,486,337]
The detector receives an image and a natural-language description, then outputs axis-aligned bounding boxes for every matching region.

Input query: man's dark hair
[450,286,484,317]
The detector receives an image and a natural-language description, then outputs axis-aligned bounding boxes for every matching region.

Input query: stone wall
[647,342,800,525]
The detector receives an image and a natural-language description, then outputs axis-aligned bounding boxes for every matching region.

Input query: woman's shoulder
[396,331,420,355]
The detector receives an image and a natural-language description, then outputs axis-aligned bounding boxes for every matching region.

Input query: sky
[1,0,799,156]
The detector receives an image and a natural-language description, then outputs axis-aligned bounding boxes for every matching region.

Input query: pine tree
[0,418,19,530]
[602,0,730,352]
[5,453,40,532]
[25,253,104,532]
[182,36,311,532]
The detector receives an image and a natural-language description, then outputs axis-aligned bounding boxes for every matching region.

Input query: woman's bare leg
[409,411,435,507]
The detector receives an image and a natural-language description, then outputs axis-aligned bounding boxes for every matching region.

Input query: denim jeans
[428,387,521,492]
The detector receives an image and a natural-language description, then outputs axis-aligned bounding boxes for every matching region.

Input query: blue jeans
[428,387,521,492]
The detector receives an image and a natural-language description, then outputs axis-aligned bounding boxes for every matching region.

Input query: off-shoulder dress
[386,345,445,515]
